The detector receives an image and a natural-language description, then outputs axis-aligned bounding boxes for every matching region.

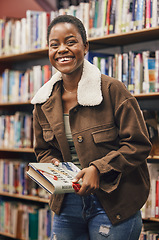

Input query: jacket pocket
[41,123,54,142]
[92,126,118,143]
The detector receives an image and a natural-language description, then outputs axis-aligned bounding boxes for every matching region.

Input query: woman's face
[48,22,88,76]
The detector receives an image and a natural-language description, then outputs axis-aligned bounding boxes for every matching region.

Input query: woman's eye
[50,43,58,48]
[67,40,76,45]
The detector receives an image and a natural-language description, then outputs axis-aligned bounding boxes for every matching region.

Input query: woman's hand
[72,165,100,196]
[51,158,60,166]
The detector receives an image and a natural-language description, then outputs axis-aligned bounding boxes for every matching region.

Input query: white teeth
[58,57,72,62]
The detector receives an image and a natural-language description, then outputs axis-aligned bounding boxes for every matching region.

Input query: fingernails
[72,178,77,182]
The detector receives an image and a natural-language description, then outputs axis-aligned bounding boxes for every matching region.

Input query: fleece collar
[31,59,103,106]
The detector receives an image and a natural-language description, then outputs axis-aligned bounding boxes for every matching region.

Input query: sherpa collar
[31,59,103,106]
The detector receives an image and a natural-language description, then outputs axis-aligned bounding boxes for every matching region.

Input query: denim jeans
[51,193,142,240]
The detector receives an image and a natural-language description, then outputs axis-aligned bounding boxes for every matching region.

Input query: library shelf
[0,24,159,239]
[147,156,159,160]
[0,47,49,63]
[134,93,159,99]
[0,101,31,106]
[143,217,159,223]
[0,148,34,153]
[88,27,159,50]
[0,191,49,203]
[0,27,158,63]
[0,232,18,240]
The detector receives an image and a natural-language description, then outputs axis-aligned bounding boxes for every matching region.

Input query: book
[142,110,159,157]
[105,0,112,34]
[131,0,137,30]
[141,162,159,218]
[147,56,156,92]
[109,0,116,34]
[136,0,145,30]
[156,50,159,92]
[155,177,159,218]
[27,162,82,194]
[145,0,151,28]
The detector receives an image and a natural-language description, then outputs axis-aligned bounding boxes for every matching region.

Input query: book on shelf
[27,162,82,194]
[0,112,33,149]
[120,0,128,33]
[135,0,145,30]
[142,110,159,156]
[105,0,112,34]
[130,0,137,31]
[145,0,151,28]
[156,50,159,92]
[0,198,53,239]
[141,162,159,219]
[109,0,116,34]
[0,64,52,103]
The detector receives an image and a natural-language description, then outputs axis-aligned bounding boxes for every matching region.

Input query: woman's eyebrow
[49,38,58,43]
[49,35,76,43]
[65,35,76,40]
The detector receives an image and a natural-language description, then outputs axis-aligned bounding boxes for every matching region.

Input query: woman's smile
[49,22,88,77]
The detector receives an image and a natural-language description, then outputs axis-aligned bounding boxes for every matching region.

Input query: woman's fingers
[51,158,60,166]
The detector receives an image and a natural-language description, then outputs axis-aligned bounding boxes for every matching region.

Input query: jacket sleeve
[33,107,62,163]
[90,80,152,192]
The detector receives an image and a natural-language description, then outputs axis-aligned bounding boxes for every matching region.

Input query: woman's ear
[84,41,89,55]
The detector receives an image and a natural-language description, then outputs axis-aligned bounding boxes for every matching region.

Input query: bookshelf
[0,3,159,238]
[0,27,159,239]
[89,27,159,50]
[0,191,49,203]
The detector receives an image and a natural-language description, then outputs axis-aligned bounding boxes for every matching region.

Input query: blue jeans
[51,193,142,240]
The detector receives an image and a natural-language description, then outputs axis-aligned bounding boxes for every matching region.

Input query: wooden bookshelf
[0,22,159,239]
[0,191,49,203]
[0,148,34,153]
[0,101,31,106]
[143,217,159,223]
[0,27,158,63]
[134,92,159,99]
[0,232,18,240]
[89,27,159,50]
[0,47,49,63]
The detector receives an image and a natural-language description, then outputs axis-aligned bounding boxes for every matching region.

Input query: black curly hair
[47,15,87,46]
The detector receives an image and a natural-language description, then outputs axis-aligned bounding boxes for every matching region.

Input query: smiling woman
[31,15,152,240]
[48,21,88,86]
[47,16,89,114]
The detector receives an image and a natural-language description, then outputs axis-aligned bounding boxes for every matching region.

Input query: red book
[106,0,112,34]
[155,178,159,218]
[145,0,151,28]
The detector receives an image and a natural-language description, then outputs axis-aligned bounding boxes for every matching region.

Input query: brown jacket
[31,59,151,225]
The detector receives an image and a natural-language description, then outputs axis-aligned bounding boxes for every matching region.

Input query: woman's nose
[58,44,68,53]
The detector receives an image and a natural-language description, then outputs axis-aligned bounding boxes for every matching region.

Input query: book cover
[128,51,135,94]
[142,163,159,218]
[142,110,159,157]
[89,0,96,37]
[27,162,82,194]
[136,0,145,30]
[145,0,151,28]
[109,0,116,34]
[121,0,128,33]
[147,57,156,92]
[155,178,159,218]
[131,0,137,30]
[157,0,159,26]
[122,53,129,88]
[29,209,39,240]
[105,0,112,34]
[155,50,159,92]
[102,0,108,35]
[151,0,157,27]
